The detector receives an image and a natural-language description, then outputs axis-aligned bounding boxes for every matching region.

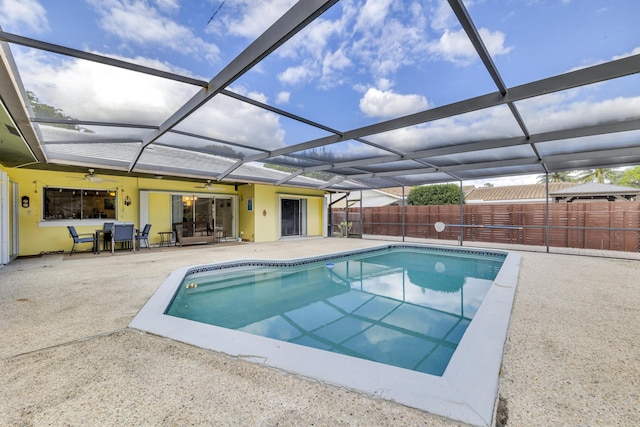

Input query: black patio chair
[135,223,152,249]
[102,222,114,251]
[67,226,95,256]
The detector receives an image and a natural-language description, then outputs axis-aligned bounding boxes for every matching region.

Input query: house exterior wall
[3,166,326,257]
[8,168,140,255]
[237,184,255,242]
[252,185,325,243]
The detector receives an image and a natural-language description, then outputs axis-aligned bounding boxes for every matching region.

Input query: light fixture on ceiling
[195,179,224,191]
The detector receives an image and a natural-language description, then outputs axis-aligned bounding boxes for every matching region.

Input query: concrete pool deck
[1,237,639,426]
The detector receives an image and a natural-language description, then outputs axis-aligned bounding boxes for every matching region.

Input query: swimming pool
[131,244,521,426]
[165,246,504,376]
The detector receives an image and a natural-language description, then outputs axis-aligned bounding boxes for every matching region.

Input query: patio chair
[102,222,114,251]
[67,226,95,256]
[135,223,152,249]
[111,223,135,254]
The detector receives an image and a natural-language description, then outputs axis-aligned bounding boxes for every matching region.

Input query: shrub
[407,184,464,205]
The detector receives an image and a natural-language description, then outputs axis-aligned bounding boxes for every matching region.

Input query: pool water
[166,247,504,376]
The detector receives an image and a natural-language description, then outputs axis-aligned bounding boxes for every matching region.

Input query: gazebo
[550,182,640,202]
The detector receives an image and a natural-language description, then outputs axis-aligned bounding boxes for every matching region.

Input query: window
[43,187,117,220]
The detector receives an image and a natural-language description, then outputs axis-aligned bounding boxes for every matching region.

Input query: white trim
[0,172,10,264]
[139,190,150,227]
[38,219,112,228]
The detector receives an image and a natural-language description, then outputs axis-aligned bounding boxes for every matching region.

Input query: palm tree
[575,168,622,184]
[618,165,640,188]
[536,171,575,183]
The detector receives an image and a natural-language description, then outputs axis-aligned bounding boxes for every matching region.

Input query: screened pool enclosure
[1,0,639,191]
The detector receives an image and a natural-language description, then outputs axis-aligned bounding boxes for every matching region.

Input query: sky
[1,0,639,187]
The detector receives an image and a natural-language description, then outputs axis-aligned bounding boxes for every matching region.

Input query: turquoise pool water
[166,246,505,376]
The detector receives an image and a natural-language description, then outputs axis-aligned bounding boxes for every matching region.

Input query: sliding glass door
[171,195,235,239]
[281,198,307,237]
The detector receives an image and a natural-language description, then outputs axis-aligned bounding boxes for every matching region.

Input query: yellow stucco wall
[9,168,142,255]
[237,184,255,241]
[252,185,325,242]
[147,192,171,245]
[3,167,326,256]
[254,186,279,242]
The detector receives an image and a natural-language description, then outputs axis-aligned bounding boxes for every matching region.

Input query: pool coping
[130,243,521,426]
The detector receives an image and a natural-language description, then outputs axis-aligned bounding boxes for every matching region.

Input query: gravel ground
[0,238,638,426]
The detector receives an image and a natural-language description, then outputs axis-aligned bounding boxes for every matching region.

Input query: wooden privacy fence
[331,201,640,252]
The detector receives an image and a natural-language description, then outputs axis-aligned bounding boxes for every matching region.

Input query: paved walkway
[1,238,638,425]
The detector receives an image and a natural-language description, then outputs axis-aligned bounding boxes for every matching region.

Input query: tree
[26,91,91,133]
[618,166,640,188]
[263,162,335,182]
[407,184,464,205]
[575,168,622,184]
[536,171,575,183]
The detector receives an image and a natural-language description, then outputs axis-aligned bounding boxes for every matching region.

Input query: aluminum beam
[0,31,208,87]
[128,0,339,173]
[226,54,640,168]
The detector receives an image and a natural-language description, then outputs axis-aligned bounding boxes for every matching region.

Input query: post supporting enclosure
[459,181,464,246]
[402,186,406,242]
[545,173,550,253]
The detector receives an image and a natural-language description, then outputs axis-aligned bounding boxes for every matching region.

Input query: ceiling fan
[69,169,117,183]
[195,179,224,190]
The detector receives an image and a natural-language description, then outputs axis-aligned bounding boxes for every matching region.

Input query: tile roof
[466,183,577,202]
[550,182,640,195]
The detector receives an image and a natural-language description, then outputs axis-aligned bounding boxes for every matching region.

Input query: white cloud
[367,106,522,151]
[353,0,393,32]
[276,91,290,104]
[274,2,431,88]
[278,64,315,86]
[612,47,640,61]
[359,88,430,118]
[377,78,393,91]
[351,5,429,80]
[426,27,512,65]
[178,86,285,149]
[16,49,196,124]
[0,0,48,32]
[519,96,640,134]
[276,17,344,62]
[87,0,219,62]
[16,48,286,150]
[224,0,296,39]
[429,0,457,32]
[155,0,179,12]
[320,47,352,87]
[479,28,513,57]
